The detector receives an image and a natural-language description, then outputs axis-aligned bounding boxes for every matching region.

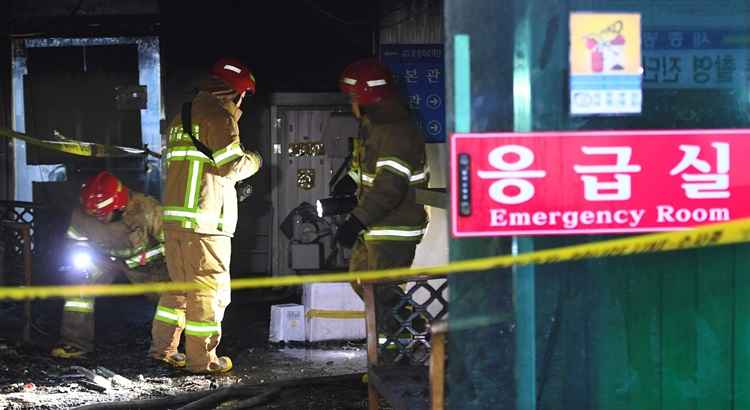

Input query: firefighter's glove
[335,215,365,249]
[332,175,357,197]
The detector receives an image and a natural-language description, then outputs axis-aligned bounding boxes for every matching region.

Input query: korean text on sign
[642,29,749,89]
[381,44,446,143]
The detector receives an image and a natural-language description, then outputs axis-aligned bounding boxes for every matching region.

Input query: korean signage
[643,29,750,89]
[451,130,750,237]
[380,44,446,143]
[569,13,642,115]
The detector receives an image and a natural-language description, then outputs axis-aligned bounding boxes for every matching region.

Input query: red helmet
[339,58,396,106]
[211,58,256,95]
[80,171,129,218]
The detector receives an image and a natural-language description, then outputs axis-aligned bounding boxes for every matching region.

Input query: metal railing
[0,221,33,342]
[363,275,449,410]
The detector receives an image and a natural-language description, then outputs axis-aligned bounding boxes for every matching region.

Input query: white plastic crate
[303,282,366,342]
[269,303,306,343]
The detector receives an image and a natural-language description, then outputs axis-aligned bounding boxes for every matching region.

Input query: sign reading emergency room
[451,130,750,237]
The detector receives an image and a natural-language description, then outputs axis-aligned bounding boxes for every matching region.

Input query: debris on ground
[0,297,372,409]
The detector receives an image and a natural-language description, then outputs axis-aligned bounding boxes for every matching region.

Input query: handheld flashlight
[71,248,93,272]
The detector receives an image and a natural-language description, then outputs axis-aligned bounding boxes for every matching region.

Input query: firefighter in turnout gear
[335,58,429,334]
[51,171,171,361]
[153,58,262,374]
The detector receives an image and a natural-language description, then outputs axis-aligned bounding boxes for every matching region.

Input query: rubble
[0,298,370,409]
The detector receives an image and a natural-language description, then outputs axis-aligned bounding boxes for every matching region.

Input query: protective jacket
[60,192,166,352]
[162,91,262,236]
[348,101,429,242]
[66,191,165,270]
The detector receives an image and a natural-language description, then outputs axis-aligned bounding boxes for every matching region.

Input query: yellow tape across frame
[306,310,366,319]
[0,127,147,158]
[2,217,750,301]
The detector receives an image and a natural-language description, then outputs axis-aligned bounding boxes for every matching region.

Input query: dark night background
[8,0,377,92]
[159,0,376,93]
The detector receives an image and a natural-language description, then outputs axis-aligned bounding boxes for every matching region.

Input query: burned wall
[379,0,443,44]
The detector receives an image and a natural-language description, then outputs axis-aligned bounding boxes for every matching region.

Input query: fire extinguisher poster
[569,12,643,116]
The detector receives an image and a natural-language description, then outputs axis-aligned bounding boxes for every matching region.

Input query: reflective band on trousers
[185,320,221,337]
[364,226,427,241]
[125,245,165,268]
[64,299,94,313]
[154,305,184,327]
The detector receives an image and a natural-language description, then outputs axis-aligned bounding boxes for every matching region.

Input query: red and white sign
[451,129,750,237]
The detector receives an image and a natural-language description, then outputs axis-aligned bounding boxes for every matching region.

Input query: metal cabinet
[269,93,357,276]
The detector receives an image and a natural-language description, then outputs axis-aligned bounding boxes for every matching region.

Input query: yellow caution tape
[0,127,148,158]
[1,217,750,301]
[305,309,366,319]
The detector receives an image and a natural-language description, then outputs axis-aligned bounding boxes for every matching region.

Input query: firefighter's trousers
[60,267,162,353]
[349,239,416,335]
[150,230,231,373]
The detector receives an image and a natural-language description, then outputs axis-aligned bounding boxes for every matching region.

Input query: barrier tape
[0,127,150,158]
[2,217,750,301]
[305,310,366,319]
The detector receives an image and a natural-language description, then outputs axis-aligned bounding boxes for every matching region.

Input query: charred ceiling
[8,0,159,37]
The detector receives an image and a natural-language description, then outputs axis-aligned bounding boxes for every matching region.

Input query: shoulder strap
[181,102,214,161]
[329,154,352,190]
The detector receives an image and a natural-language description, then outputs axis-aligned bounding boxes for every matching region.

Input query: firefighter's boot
[51,344,88,359]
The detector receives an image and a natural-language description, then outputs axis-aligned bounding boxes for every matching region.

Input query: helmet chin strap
[235,91,246,108]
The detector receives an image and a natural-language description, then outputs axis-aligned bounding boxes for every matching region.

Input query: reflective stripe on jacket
[349,100,429,242]
[124,244,165,268]
[163,91,262,236]
[66,191,166,272]
[67,208,133,256]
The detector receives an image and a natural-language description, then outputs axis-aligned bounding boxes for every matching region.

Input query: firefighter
[152,58,262,374]
[334,58,429,333]
[51,171,172,362]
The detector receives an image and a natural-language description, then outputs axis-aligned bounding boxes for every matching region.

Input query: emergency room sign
[451,130,750,237]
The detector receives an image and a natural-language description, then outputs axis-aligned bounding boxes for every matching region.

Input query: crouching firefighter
[51,171,179,366]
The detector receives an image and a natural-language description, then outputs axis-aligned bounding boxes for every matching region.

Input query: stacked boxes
[268,303,306,342]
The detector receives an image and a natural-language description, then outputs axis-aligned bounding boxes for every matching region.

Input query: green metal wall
[446,0,750,408]
[534,242,750,409]
[445,1,516,408]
